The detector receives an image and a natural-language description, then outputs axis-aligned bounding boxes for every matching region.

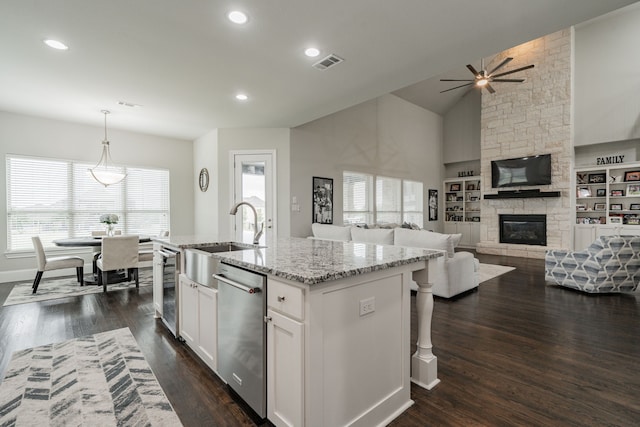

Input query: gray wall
[192,128,291,241]
[0,111,194,282]
[290,94,444,238]
[574,2,640,146]
[443,90,481,164]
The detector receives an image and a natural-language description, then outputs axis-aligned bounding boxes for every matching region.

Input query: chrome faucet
[230,201,264,245]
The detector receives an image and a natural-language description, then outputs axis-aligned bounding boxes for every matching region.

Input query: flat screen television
[491,154,551,188]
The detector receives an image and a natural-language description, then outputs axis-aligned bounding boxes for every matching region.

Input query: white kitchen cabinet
[152,250,164,317]
[179,274,217,371]
[574,224,640,251]
[267,308,304,427]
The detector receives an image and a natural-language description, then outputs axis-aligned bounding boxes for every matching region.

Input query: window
[343,171,423,226]
[6,155,169,251]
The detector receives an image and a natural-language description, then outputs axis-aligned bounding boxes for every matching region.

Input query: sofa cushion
[394,228,454,257]
[351,227,394,245]
[450,233,462,248]
[311,223,352,241]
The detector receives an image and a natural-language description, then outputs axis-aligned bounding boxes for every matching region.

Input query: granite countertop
[209,237,443,285]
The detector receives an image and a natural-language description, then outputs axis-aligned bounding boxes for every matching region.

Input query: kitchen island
[152,236,444,427]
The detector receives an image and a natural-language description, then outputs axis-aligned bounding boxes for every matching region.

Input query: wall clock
[199,168,209,192]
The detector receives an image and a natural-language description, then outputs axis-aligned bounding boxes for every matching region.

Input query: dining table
[53,235,151,285]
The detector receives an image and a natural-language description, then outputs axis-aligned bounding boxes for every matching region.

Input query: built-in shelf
[484,190,561,199]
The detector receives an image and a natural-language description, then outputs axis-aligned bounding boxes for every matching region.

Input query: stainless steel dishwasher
[214,262,267,420]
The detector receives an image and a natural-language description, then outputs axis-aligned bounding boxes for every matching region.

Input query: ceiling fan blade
[488,57,513,76]
[440,79,475,82]
[491,78,525,83]
[485,83,496,94]
[440,82,474,93]
[492,64,535,78]
[466,64,479,77]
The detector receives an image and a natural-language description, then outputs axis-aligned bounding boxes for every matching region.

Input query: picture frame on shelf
[609,216,623,224]
[466,183,475,191]
[630,204,640,211]
[577,186,591,198]
[588,173,606,184]
[611,189,625,197]
[450,183,461,191]
[610,203,623,211]
[594,203,606,211]
[623,171,640,182]
[627,217,640,225]
[599,217,606,224]
[596,188,606,197]
[576,204,586,211]
[576,172,588,184]
[626,183,640,196]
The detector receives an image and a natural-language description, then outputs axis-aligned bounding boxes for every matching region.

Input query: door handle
[213,274,261,294]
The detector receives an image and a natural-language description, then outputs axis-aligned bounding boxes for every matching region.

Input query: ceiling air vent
[312,54,344,70]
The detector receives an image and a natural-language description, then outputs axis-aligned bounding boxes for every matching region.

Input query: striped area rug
[0,327,182,426]
[3,269,153,307]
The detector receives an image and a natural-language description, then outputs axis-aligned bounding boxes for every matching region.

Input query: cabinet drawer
[268,280,304,320]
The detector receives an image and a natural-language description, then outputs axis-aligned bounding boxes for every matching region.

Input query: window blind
[6,155,169,251]
[343,171,424,227]
[343,171,373,225]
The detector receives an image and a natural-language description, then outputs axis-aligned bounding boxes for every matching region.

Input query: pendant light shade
[88,110,126,187]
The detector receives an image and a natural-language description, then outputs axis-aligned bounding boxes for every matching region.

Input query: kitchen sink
[184,243,261,287]
[196,243,259,253]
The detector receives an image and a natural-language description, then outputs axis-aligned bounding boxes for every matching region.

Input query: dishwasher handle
[213,274,262,294]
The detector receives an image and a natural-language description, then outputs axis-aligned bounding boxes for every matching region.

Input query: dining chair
[138,230,169,263]
[96,235,140,292]
[31,236,84,294]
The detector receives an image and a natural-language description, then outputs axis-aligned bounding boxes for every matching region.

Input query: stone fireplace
[476,29,573,259]
[499,214,546,246]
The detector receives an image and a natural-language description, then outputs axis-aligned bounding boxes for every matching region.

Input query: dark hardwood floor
[1,254,639,426]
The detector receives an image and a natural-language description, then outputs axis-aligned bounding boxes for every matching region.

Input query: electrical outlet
[359,297,375,316]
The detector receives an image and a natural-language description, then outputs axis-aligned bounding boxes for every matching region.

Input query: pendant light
[88,110,126,186]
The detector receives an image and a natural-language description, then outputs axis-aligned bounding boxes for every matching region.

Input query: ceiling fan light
[476,78,489,87]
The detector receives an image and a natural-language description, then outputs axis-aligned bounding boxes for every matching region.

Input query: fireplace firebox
[499,214,547,246]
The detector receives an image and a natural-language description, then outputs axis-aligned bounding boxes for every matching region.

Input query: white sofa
[310,224,480,298]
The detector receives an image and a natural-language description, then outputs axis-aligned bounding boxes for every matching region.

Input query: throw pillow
[450,233,462,248]
[311,223,352,241]
[351,227,394,245]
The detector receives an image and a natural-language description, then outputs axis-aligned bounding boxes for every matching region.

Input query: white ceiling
[0,1,637,140]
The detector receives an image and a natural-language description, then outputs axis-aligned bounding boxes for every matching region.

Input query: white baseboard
[0,261,153,285]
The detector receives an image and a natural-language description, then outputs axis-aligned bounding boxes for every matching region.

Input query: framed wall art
[610,203,623,211]
[313,177,333,224]
[596,188,606,197]
[594,203,606,211]
[428,189,438,221]
[450,183,461,192]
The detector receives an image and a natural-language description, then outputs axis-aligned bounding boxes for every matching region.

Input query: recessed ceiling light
[235,93,248,101]
[43,39,68,50]
[304,47,320,58]
[228,11,248,24]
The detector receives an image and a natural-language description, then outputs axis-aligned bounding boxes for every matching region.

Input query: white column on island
[411,261,440,390]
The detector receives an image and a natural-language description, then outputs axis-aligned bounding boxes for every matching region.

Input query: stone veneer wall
[476,29,573,259]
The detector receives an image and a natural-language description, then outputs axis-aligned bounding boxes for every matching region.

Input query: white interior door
[232,152,275,245]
